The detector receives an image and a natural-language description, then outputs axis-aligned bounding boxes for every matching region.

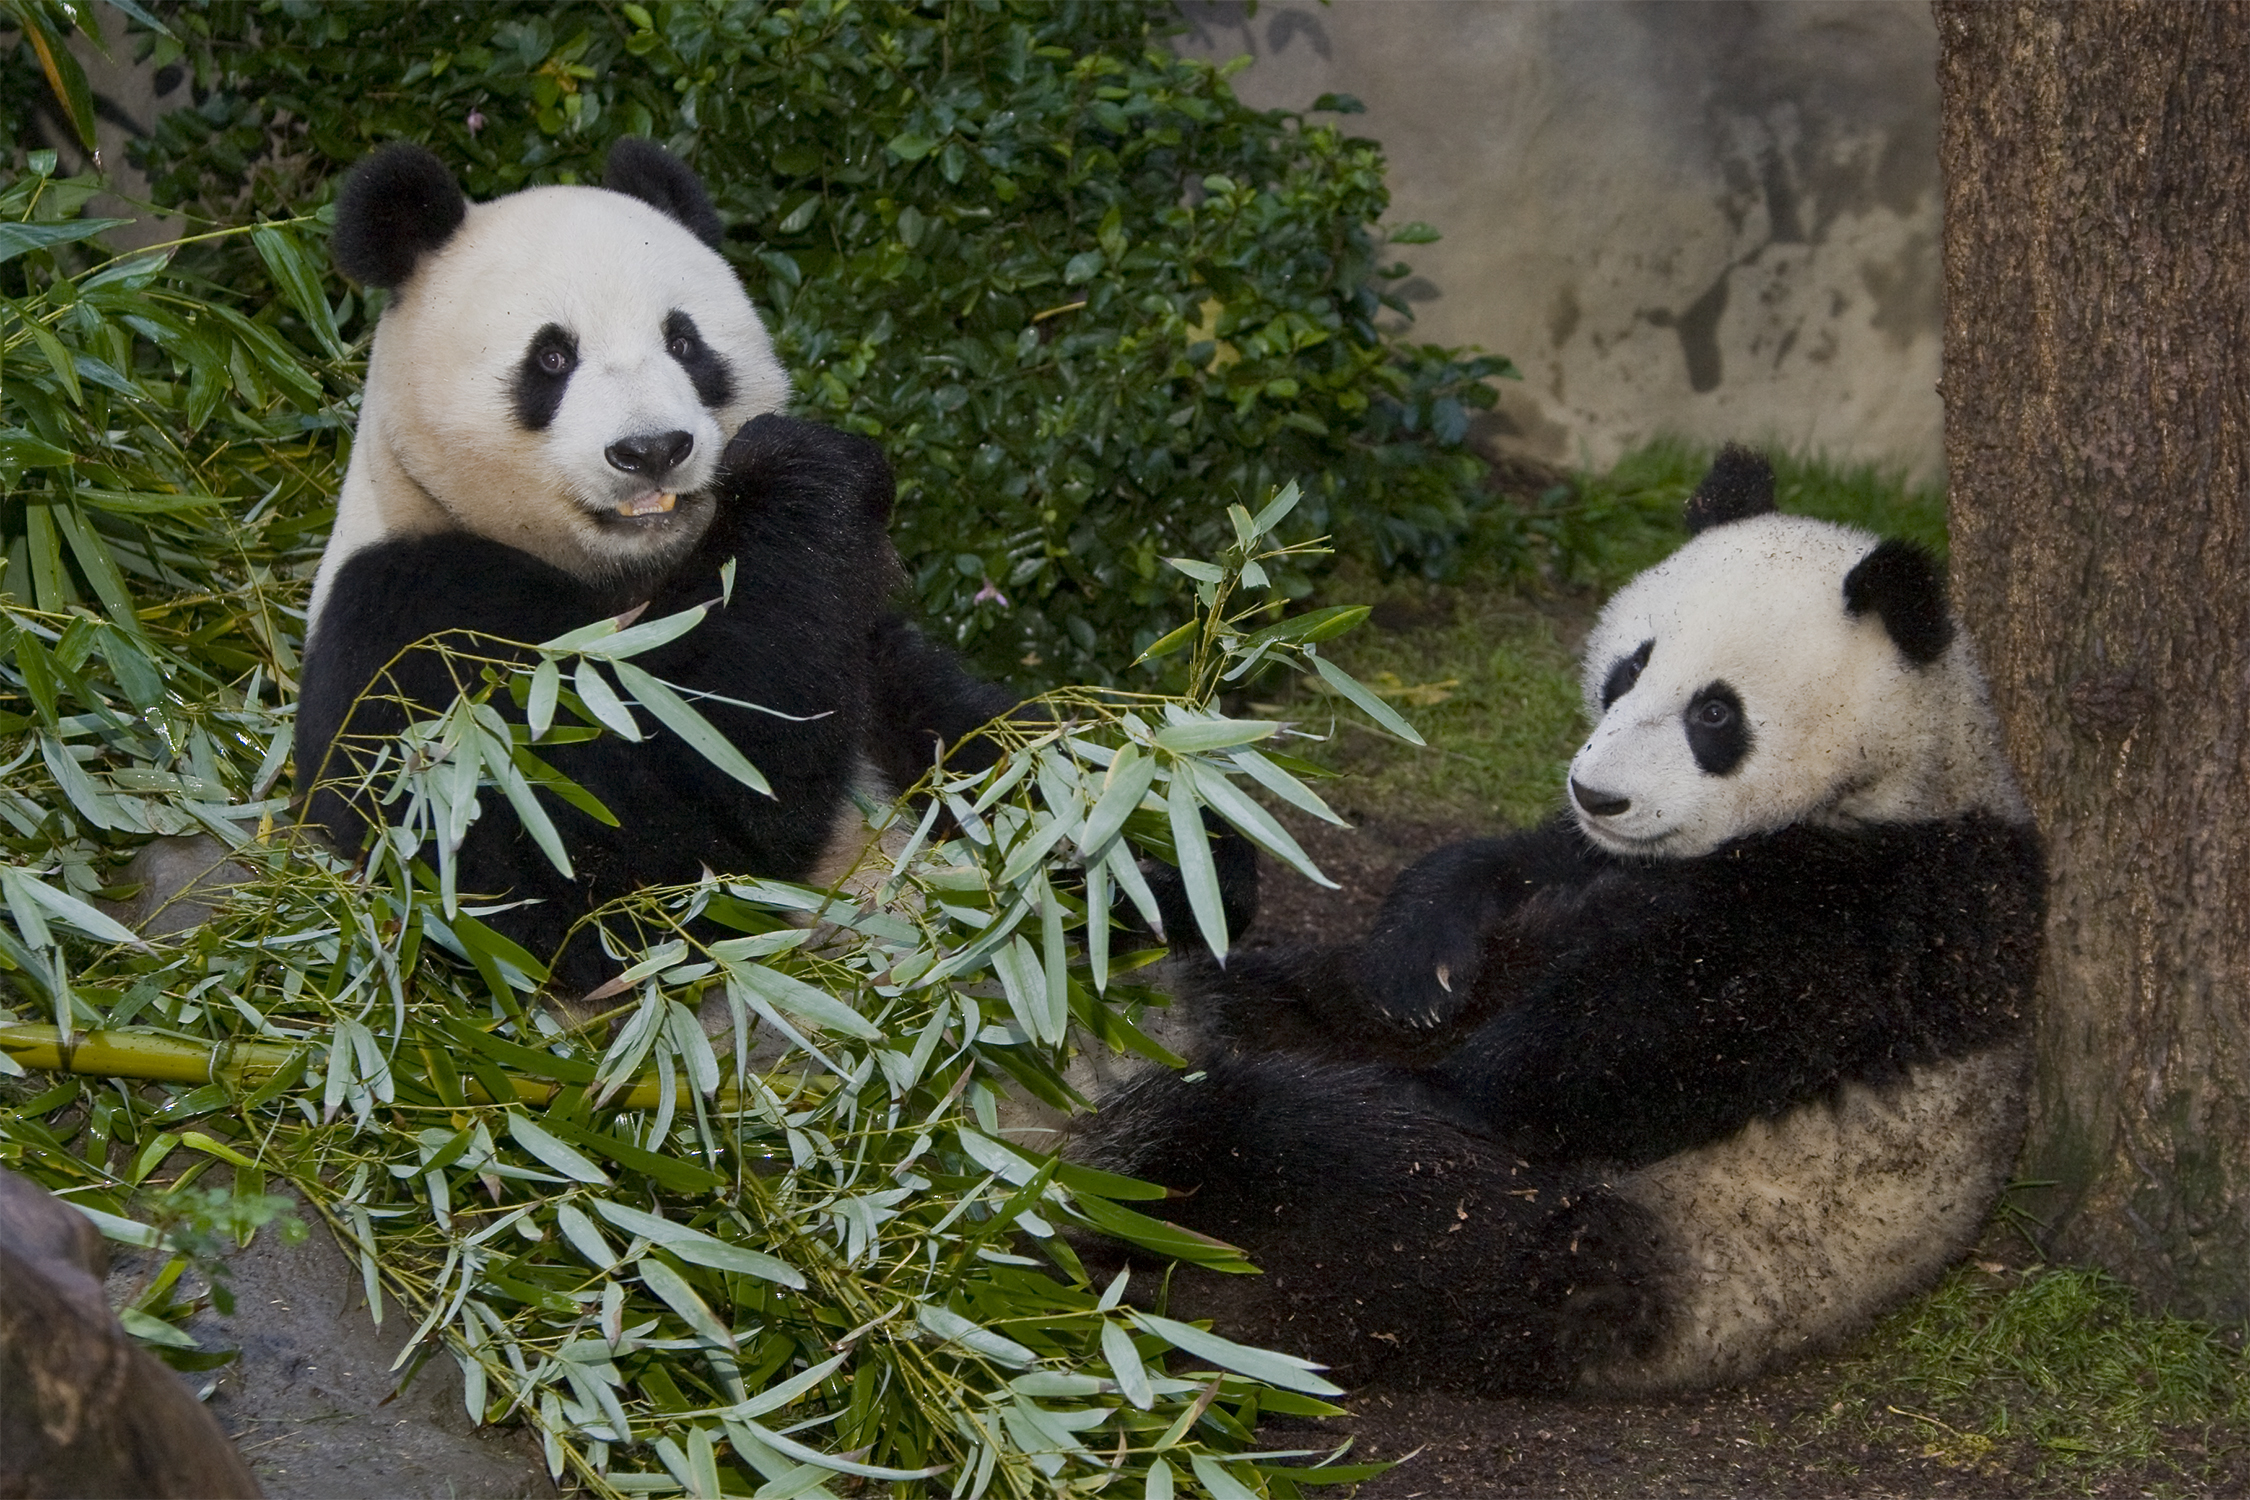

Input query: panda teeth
[617,491,678,518]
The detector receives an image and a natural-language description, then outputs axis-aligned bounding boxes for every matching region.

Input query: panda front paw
[712,413,897,535]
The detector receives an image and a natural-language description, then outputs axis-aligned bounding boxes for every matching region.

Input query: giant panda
[298,140,1013,996]
[1077,447,2044,1395]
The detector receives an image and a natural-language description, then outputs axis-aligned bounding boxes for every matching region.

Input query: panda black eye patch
[511,323,579,431]
[1600,639,1655,710]
[663,309,735,409]
[1684,680,1752,775]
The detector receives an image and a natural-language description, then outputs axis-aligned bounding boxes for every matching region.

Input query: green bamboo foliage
[0,172,1409,1496]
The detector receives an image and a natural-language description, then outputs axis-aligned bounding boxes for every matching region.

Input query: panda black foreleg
[862,613,1021,789]
[1173,824,1593,1064]
[1347,818,1606,1032]
[1073,1052,1673,1392]
[1168,940,1363,1059]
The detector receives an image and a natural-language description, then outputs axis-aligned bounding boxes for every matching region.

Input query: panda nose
[1570,779,1631,817]
[606,430,694,477]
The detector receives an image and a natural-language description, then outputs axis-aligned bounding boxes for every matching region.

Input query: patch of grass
[1261,563,1584,829]
[1823,1261,2249,1487]
[1524,436,1951,592]
[1770,448,1950,557]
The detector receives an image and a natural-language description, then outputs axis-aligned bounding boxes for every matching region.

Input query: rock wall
[1177,1,1946,478]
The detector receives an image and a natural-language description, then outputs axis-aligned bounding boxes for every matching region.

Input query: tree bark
[1936,0,2248,1320]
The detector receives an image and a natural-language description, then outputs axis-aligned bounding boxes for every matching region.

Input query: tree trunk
[1935,0,2249,1321]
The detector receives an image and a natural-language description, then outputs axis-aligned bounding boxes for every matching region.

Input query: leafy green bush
[126,0,1512,687]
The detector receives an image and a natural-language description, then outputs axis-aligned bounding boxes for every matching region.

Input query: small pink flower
[972,580,1009,607]
[466,110,488,136]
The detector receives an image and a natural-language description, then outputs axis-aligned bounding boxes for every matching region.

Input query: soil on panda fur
[1227,805,2247,1500]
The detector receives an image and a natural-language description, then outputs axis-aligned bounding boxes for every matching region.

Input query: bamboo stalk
[0,1023,704,1112]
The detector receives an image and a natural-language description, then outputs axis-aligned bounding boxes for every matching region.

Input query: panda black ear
[332,143,467,289]
[1844,538,1956,665]
[604,138,725,251]
[1684,444,1777,534]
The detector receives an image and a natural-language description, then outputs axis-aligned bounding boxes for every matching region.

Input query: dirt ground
[1235,810,2248,1500]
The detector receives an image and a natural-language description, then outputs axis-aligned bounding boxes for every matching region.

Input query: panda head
[320,139,788,604]
[1566,446,2023,858]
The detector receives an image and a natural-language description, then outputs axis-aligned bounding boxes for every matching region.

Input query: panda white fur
[298,140,1012,995]
[1078,447,2044,1394]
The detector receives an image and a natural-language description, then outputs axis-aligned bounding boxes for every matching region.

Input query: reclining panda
[298,141,1012,996]
[1080,448,2044,1394]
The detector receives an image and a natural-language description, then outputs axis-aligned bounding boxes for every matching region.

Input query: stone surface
[107,1192,555,1500]
[0,1169,263,1499]
[1177,0,1946,478]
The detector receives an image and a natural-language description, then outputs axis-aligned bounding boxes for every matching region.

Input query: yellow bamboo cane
[0,1023,710,1112]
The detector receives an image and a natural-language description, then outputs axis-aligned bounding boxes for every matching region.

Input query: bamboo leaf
[251,224,346,359]
[723,1350,850,1421]
[1242,603,1369,650]
[1227,747,1347,826]
[7,867,147,950]
[555,1201,617,1269]
[1189,1454,1265,1500]
[1101,1320,1155,1410]
[543,602,709,658]
[1249,479,1303,535]
[1133,619,1197,666]
[990,934,1057,1046]
[1102,839,1164,936]
[40,736,123,831]
[26,323,82,405]
[0,219,130,264]
[489,736,573,879]
[1078,743,1155,857]
[1149,716,1278,754]
[726,1416,948,1481]
[1085,852,1113,992]
[588,1198,805,1288]
[1190,771,1335,889]
[505,1111,612,1185]
[1129,1312,1342,1396]
[526,658,560,741]
[915,1303,1036,1367]
[572,659,641,741]
[1311,654,1426,745]
[724,961,880,1040]
[638,1256,737,1349]
[612,658,772,796]
[1164,762,1228,960]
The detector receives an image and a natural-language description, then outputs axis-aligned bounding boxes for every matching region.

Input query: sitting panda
[298,140,1013,996]
[1078,447,2044,1395]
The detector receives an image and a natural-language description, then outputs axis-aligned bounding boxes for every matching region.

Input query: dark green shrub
[137,0,1514,685]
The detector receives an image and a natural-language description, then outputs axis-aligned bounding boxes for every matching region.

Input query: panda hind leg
[1072,1052,1674,1394]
